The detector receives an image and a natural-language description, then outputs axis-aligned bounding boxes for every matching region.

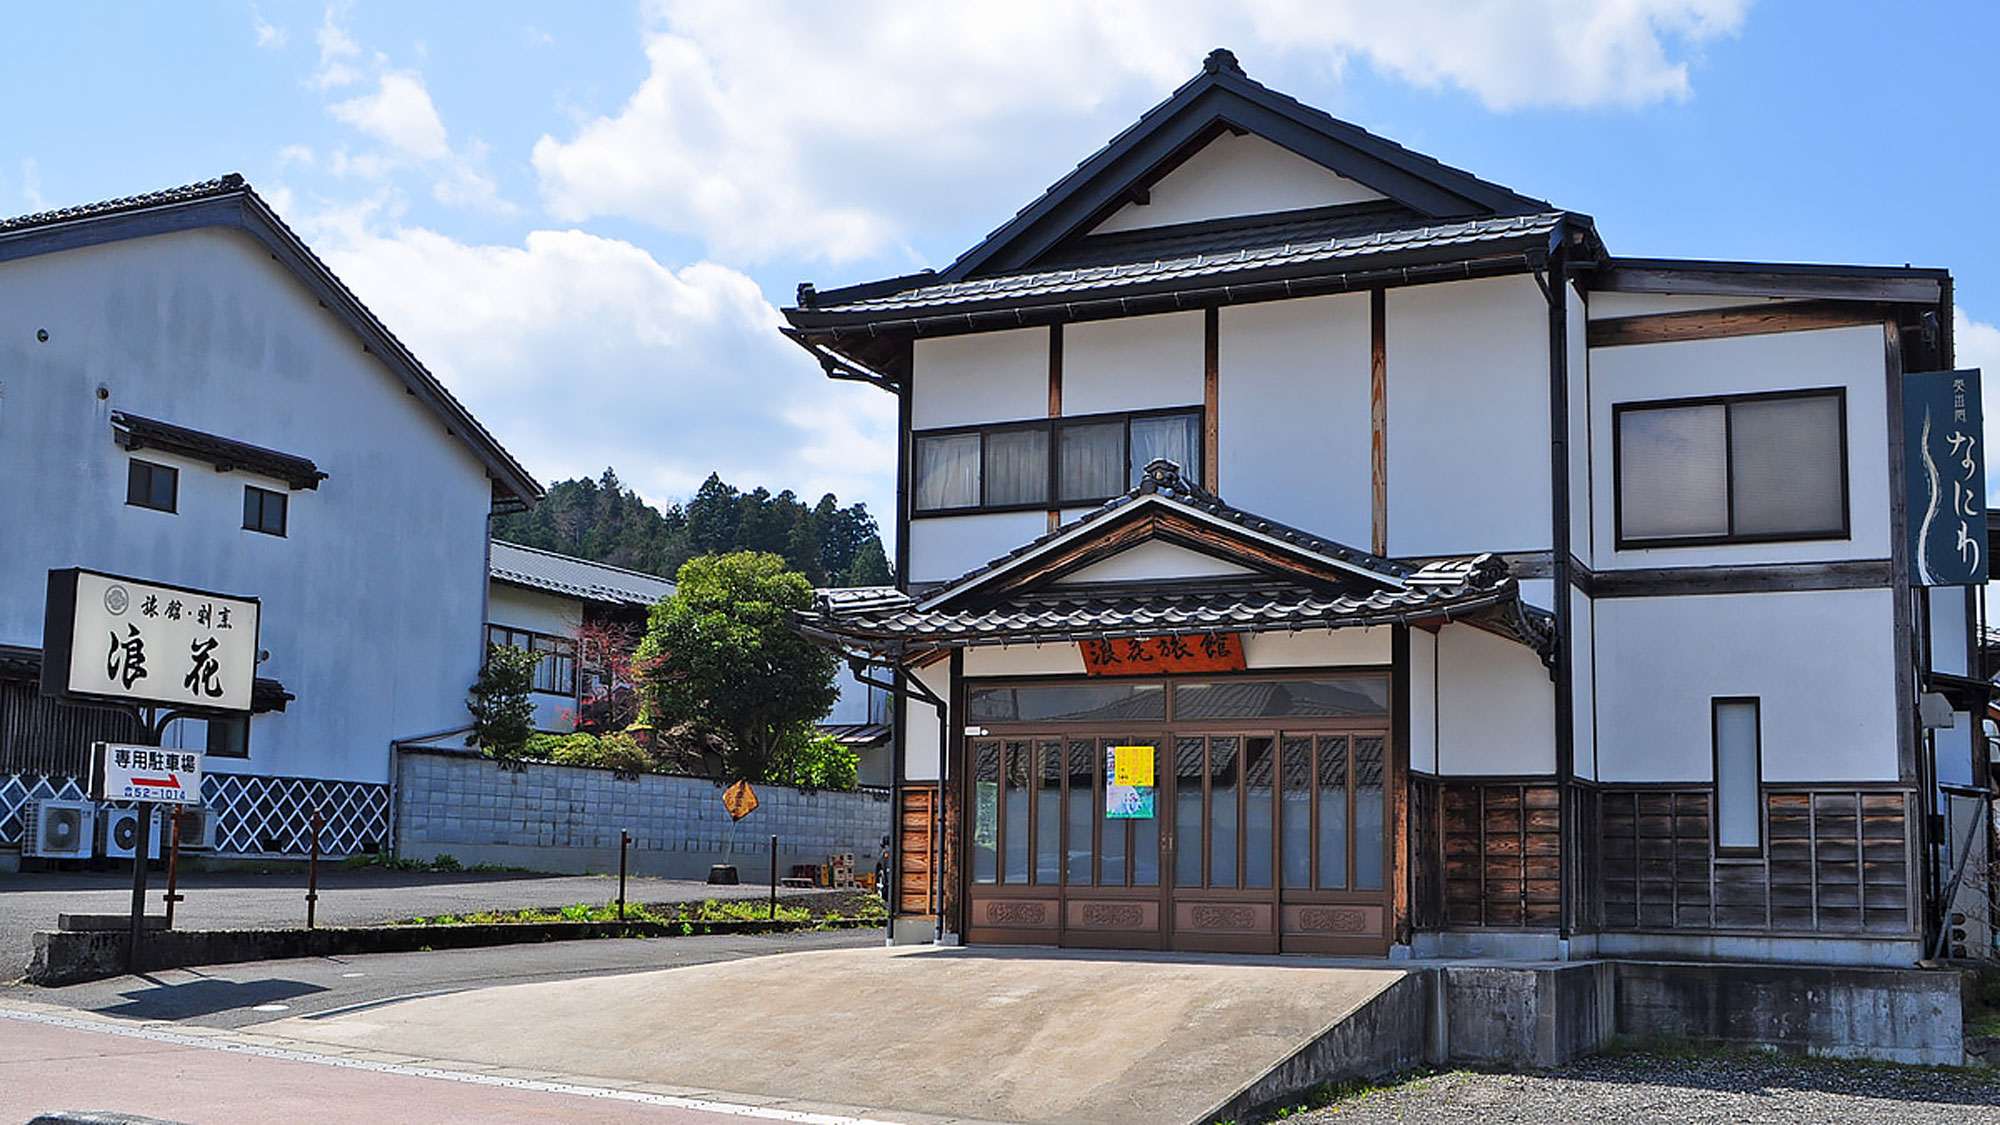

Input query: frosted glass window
[914,433,980,511]
[1730,396,1844,536]
[984,427,1049,507]
[1059,421,1125,502]
[1618,404,1728,540]
[1714,699,1762,851]
[1130,413,1200,486]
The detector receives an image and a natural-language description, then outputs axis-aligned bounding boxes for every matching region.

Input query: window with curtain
[911,407,1202,514]
[1616,389,1846,547]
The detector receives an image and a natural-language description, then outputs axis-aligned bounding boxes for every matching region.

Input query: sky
[4,1,1998,533]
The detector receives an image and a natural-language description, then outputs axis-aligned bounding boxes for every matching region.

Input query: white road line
[0,1005,904,1125]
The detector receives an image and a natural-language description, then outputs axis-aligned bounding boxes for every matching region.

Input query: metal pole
[618,829,630,921]
[769,835,778,920]
[163,810,184,929]
[127,801,153,973]
[306,808,322,930]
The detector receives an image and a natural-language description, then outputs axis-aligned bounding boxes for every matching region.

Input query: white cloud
[331,71,451,162]
[532,0,1746,264]
[1959,309,2000,379]
[19,158,44,211]
[310,220,896,517]
[252,7,288,50]
[312,6,363,90]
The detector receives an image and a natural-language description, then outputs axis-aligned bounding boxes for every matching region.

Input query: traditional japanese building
[0,176,541,863]
[786,51,1984,965]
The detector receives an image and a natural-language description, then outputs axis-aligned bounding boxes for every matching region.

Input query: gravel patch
[1281,1052,2000,1124]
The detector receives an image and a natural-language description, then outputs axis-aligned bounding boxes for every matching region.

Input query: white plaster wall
[487,584,583,733]
[1385,276,1551,557]
[1593,588,1899,783]
[909,512,1049,585]
[1052,540,1254,584]
[1928,588,1970,676]
[1589,324,1891,568]
[911,327,1048,429]
[1218,294,1371,544]
[962,644,1087,677]
[1587,292,1791,318]
[1571,587,1597,781]
[904,663,950,781]
[0,228,496,784]
[1435,624,1556,775]
[1091,132,1384,234]
[1243,627,1391,669]
[1410,628,1438,773]
[1568,284,1592,565]
[1519,579,1556,614]
[1061,312,1204,416]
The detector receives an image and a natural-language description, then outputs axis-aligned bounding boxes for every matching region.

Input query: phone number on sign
[121,785,188,802]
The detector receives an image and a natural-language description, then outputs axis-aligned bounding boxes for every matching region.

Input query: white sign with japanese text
[49,570,259,712]
[94,742,204,805]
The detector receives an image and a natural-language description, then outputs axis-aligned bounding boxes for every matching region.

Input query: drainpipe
[1539,223,1578,946]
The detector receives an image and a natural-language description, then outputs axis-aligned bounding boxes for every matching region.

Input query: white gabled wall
[1091,132,1386,234]
[1594,588,1899,783]
[1434,623,1557,775]
[1571,587,1597,781]
[1589,323,1892,568]
[1410,629,1439,773]
[911,327,1047,429]
[1062,311,1204,415]
[1052,540,1255,584]
[1386,276,1551,558]
[1218,293,1371,545]
[0,227,494,784]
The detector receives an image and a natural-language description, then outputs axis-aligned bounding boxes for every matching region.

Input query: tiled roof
[807,211,1564,319]
[0,175,248,234]
[489,541,675,608]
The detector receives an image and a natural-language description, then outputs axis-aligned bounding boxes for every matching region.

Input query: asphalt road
[3,927,881,1029]
[0,867,871,982]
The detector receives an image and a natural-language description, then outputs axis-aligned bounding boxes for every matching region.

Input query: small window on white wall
[1713,697,1763,853]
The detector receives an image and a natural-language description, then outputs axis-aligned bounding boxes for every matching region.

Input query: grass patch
[340,852,527,873]
[396,895,886,929]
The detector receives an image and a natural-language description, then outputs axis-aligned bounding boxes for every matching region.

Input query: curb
[26,916,883,986]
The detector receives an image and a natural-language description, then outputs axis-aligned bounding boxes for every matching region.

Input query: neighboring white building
[486,540,674,734]
[790,52,1981,964]
[0,176,541,863]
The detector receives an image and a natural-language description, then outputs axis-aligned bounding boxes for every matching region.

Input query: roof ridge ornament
[1138,457,1198,496]
[1203,48,1244,77]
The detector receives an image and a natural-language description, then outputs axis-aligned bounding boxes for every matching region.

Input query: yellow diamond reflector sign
[723,780,759,821]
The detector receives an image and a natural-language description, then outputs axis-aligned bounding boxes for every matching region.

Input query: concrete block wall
[395,748,892,882]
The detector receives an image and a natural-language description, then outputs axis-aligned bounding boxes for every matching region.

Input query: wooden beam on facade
[1370,288,1388,557]
[1203,308,1220,494]
[1588,300,1891,349]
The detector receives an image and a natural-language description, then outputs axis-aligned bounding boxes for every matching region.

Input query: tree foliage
[636,551,840,784]
[466,644,540,758]
[492,468,890,586]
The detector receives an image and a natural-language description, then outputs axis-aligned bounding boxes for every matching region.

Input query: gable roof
[489,541,676,608]
[0,175,542,511]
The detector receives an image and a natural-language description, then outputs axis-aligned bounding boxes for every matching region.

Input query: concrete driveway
[258,944,1406,1125]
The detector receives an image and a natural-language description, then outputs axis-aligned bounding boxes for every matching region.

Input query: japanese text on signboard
[94,742,204,805]
[49,570,260,712]
[1905,369,1988,586]
[1080,633,1245,676]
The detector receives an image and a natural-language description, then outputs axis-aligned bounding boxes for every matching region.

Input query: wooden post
[306,808,322,929]
[769,835,778,919]
[618,828,630,921]
[127,801,152,973]
[163,810,184,929]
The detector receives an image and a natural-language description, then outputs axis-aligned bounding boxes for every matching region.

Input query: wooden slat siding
[1439,782,1561,928]
[896,786,938,916]
[0,681,143,775]
[1587,300,1892,349]
[1569,785,1603,932]
[1408,776,1445,931]
[1599,787,1915,936]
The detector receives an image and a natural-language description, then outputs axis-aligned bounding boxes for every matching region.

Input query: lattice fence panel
[202,773,390,857]
[0,774,88,848]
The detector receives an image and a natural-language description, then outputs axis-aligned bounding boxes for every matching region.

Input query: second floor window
[487,626,578,696]
[243,486,288,537]
[1615,388,1847,548]
[126,459,178,513]
[914,407,1201,514]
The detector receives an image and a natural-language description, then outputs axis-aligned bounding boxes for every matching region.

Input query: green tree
[467,644,540,758]
[637,551,839,782]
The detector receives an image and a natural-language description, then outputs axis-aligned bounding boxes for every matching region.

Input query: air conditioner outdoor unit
[98,805,163,860]
[163,806,219,852]
[23,800,95,859]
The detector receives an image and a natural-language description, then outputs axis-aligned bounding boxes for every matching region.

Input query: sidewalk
[0,1000,911,1125]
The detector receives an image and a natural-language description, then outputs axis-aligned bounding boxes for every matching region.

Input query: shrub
[775,724,859,791]
[523,731,653,773]
[467,644,540,757]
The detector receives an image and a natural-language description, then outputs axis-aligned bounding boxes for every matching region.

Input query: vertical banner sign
[1904,369,1988,586]
[1105,744,1155,819]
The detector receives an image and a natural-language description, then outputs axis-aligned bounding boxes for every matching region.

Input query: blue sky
[4,2,1996,528]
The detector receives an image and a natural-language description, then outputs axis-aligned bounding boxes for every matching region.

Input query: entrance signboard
[1904,368,1988,586]
[43,569,261,712]
[1080,633,1245,676]
[92,742,204,805]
